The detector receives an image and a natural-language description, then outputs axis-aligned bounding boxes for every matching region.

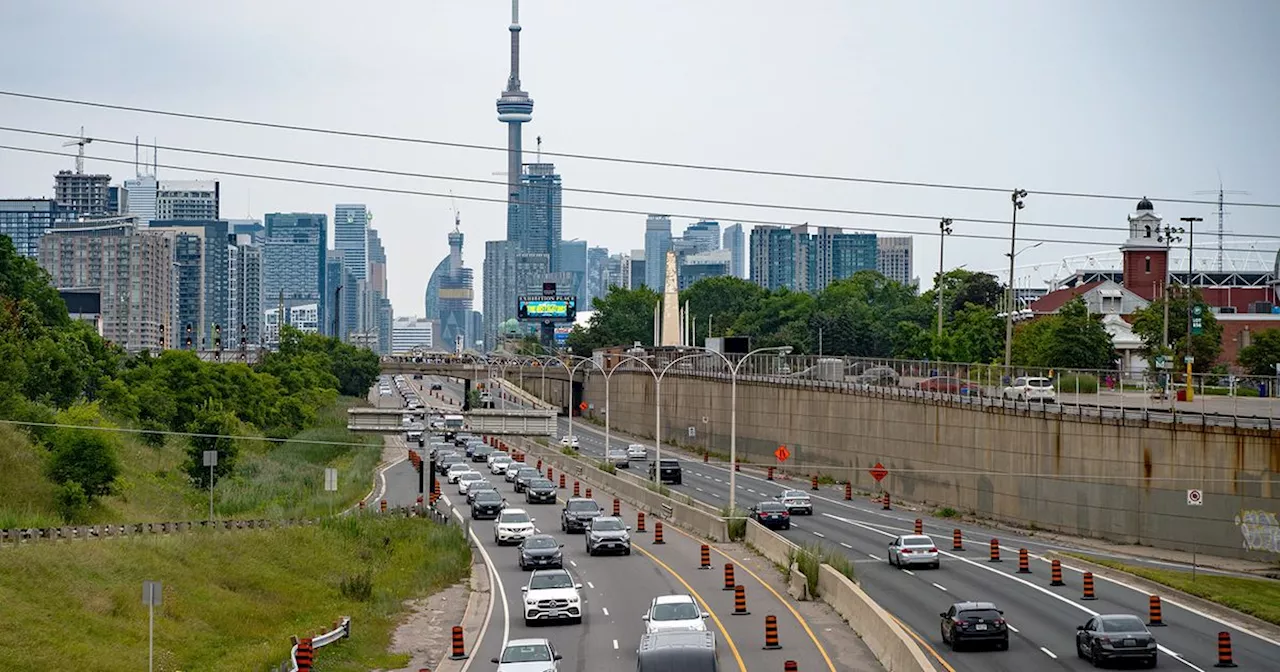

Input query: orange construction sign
[578,401,588,411]
[774,445,791,462]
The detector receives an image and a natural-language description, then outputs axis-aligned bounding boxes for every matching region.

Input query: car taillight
[901,549,912,554]
[952,618,965,626]
[929,547,938,553]
[994,618,1005,626]
[780,512,789,517]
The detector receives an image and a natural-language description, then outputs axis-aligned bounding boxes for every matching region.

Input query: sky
[2,0,1278,316]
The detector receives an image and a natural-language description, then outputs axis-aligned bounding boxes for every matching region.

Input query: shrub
[597,461,617,475]
[1054,373,1099,394]
[788,541,857,597]
[338,570,374,601]
[720,506,747,541]
[560,447,577,456]
[54,481,89,523]
[645,481,671,497]
[935,506,960,519]
[45,404,120,500]
[184,401,240,487]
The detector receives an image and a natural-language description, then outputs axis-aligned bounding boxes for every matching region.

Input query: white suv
[495,508,537,546]
[643,594,708,633]
[1002,376,1057,402]
[522,569,583,625]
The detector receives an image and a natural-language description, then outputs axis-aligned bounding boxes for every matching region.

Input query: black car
[525,478,557,504]
[518,534,564,570]
[467,484,498,505]
[749,501,791,530]
[437,456,464,475]
[940,601,1008,651]
[470,490,505,519]
[430,383,443,391]
[560,498,603,533]
[471,445,493,462]
[649,458,682,484]
[1076,614,1157,667]
[513,468,541,493]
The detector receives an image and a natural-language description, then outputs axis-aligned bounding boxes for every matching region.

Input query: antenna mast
[536,135,542,163]
[1194,172,1250,272]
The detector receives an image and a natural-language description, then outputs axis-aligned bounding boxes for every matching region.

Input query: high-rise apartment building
[586,246,609,309]
[723,223,746,279]
[750,224,879,292]
[643,215,673,290]
[604,253,629,296]
[334,204,369,281]
[265,303,320,346]
[0,199,59,258]
[229,219,265,245]
[38,219,173,352]
[803,226,877,291]
[264,212,328,331]
[684,221,720,254]
[750,225,805,291]
[876,236,915,286]
[149,219,231,347]
[517,163,564,269]
[323,250,344,339]
[482,240,550,349]
[53,170,112,220]
[228,233,264,349]
[559,239,588,309]
[427,215,474,351]
[628,249,646,290]
[392,316,433,353]
[121,175,157,224]
[156,180,219,220]
[679,249,732,290]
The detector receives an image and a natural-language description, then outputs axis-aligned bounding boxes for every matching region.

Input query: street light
[1004,189,1028,368]
[1180,216,1204,401]
[935,217,954,359]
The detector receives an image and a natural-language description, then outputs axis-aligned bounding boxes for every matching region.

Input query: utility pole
[936,218,954,359]
[1004,190,1027,369]
[1181,216,1203,401]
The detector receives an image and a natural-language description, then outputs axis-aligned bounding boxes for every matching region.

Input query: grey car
[518,534,565,570]
[513,467,541,493]
[585,516,632,555]
[1076,614,1158,667]
[605,447,630,468]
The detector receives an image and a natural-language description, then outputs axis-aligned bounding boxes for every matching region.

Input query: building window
[1144,256,1151,273]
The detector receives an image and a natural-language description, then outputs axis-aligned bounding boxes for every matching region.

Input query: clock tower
[1120,197,1168,301]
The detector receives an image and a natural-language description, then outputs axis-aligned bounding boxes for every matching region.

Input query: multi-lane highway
[523,390,1280,671]
[378,374,854,671]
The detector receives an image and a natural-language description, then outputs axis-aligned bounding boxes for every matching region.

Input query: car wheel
[1090,644,1103,668]
[1145,654,1157,669]
[625,547,631,556]
[933,561,941,569]
[940,625,948,643]
[1076,639,1086,659]
[783,523,791,530]
[949,635,960,651]
[888,553,896,567]
[997,638,1008,651]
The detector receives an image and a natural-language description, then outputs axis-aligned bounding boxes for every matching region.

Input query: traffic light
[185,323,193,349]
[214,323,222,350]
[158,324,166,349]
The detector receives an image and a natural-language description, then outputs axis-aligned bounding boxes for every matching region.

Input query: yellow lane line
[886,612,956,672]
[666,523,838,672]
[633,543,748,672]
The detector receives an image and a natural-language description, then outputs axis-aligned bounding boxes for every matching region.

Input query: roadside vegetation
[787,541,858,597]
[0,515,470,671]
[1068,554,1280,626]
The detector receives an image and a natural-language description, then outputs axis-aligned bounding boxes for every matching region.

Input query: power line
[10,142,1275,254]
[2,88,1275,211]
[6,125,1277,243]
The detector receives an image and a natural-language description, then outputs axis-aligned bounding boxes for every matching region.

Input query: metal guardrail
[275,617,351,672]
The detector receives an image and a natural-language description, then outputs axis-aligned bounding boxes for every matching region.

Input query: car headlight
[567,596,580,603]
[526,599,537,606]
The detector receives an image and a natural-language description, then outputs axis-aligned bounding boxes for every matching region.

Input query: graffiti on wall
[1236,509,1280,554]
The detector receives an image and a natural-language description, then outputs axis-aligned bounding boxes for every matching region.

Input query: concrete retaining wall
[535,372,1280,561]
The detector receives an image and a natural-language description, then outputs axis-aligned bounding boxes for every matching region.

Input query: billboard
[518,296,577,321]
[554,325,572,344]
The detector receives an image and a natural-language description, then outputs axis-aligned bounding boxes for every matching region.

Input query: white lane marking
[1040,647,1057,659]
[570,560,578,567]
[696,487,705,492]
[932,582,948,592]
[812,531,825,538]
[822,513,1209,672]
[839,542,853,549]
[613,639,619,650]
[1007,624,1020,633]
[587,581,595,589]
[710,493,722,498]
[901,569,915,576]
[867,553,879,560]
[602,607,610,616]
[747,488,756,494]
[442,494,509,672]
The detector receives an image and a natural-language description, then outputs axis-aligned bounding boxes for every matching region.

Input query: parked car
[919,376,984,396]
[749,501,791,530]
[1075,614,1157,667]
[940,601,1008,651]
[1002,376,1057,403]
[888,534,940,569]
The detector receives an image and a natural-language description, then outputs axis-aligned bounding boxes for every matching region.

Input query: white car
[627,443,647,460]
[491,638,562,671]
[521,568,583,624]
[446,463,476,484]
[505,461,528,482]
[1002,376,1057,402]
[495,508,537,546]
[643,594,709,634]
[457,471,487,495]
[888,534,940,569]
[489,455,514,474]
[777,490,813,515]
[560,435,580,449]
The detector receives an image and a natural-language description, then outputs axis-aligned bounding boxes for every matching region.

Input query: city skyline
[0,1,1277,314]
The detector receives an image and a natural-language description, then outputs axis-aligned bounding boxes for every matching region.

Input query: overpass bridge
[346,407,558,436]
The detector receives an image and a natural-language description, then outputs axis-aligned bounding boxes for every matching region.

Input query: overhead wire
[1,89,1276,211]
[4,125,1278,243]
[2,143,1274,255]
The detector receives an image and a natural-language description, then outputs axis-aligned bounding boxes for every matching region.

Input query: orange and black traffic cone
[763,614,781,650]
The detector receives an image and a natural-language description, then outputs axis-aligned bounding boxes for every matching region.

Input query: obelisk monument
[660,250,681,346]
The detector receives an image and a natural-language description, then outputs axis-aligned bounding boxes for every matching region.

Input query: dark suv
[940,601,1008,651]
[560,498,603,533]
[636,631,719,672]
[525,478,557,504]
[649,458,682,484]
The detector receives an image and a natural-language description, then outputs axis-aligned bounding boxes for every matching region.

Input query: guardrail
[272,616,351,672]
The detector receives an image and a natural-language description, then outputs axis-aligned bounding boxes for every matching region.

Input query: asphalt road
[549,408,1280,671]
[380,375,843,671]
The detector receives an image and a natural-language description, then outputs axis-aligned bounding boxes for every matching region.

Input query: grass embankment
[1068,554,1280,626]
[0,397,381,528]
[0,515,470,671]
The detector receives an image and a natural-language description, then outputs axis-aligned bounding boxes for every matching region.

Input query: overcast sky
[2,1,1277,315]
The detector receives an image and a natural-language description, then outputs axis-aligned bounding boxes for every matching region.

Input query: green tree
[940,304,1003,363]
[805,272,930,357]
[731,289,814,350]
[185,401,241,486]
[926,269,1004,318]
[1130,290,1223,372]
[564,287,660,352]
[1238,329,1280,376]
[1010,299,1115,369]
[678,276,767,344]
[44,403,121,499]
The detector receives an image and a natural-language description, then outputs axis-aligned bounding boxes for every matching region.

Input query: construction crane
[62,126,93,174]
[1194,172,1250,273]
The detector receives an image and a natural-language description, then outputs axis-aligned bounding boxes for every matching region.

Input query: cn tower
[496,0,533,241]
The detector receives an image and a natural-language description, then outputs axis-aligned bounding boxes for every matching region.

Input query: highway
[461,375,1280,671]
[380,374,851,671]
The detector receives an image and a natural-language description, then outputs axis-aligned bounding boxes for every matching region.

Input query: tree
[678,276,767,344]
[44,403,121,499]
[730,289,814,351]
[564,287,660,352]
[1010,299,1115,369]
[185,401,241,487]
[940,304,1003,363]
[1238,329,1280,376]
[927,269,1004,318]
[1130,290,1223,372]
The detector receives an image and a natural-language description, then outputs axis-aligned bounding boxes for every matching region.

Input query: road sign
[1184,356,1194,365]
[869,462,889,482]
[1186,489,1203,506]
[578,401,587,411]
[324,468,338,492]
[687,426,696,438]
[142,580,162,606]
[1192,305,1204,336]
[202,450,218,467]
[774,445,791,462]
[1154,355,1171,369]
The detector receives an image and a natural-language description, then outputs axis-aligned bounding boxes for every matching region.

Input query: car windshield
[501,643,552,663]
[518,469,539,477]
[592,519,624,531]
[529,573,573,590]
[1099,616,1147,632]
[958,609,1001,621]
[500,511,531,524]
[492,455,511,462]
[1027,378,1052,387]
[459,472,482,481]
[758,502,785,512]
[567,501,600,512]
[524,537,557,549]
[528,479,553,489]
[473,491,501,502]
[653,602,700,621]
[782,491,807,499]
[903,536,935,547]
[660,459,679,467]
